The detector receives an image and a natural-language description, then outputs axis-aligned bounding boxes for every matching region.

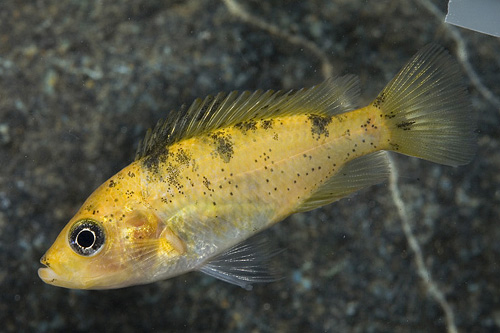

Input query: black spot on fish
[209,131,234,163]
[334,114,348,123]
[165,163,182,188]
[203,176,212,191]
[142,147,168,173]
[175,148,192,165]
[390,143,400,151]
[235,120,258,133]
[373,92,385,109]
[308,114,332,140]
[143,149,188,191]
[260,119,274,130]
[396,120,416,131]
[108,180,116,188]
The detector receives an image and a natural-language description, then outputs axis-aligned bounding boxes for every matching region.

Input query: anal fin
[295,151,390,213]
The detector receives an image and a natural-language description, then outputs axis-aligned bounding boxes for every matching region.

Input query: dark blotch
[308,114,332,140]
[235,120,258,133]
[260,119,274,130]
[165,163,181,187]
[175,148,192,165]
[396,120,416,131]
[142,147,168,173]
[210,131,234,163]
[203,176,212,191]
[373,92,385,109]
[390,143,400,151]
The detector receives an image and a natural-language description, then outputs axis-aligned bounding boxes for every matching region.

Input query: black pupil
[69,219,105,256]
[77,229,95,248]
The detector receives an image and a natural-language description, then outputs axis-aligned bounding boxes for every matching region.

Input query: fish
[38,44,475,290]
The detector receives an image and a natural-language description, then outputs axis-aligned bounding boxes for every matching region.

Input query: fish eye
[69,219,105,256]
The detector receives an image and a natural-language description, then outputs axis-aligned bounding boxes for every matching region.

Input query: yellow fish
[39,44,475,289]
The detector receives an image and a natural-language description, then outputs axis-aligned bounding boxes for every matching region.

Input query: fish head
[38,167,185,289]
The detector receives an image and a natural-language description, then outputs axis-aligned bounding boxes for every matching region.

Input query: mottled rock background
[1,0,499,332]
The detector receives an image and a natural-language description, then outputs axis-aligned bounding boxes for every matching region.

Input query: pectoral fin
[160,227,186,255]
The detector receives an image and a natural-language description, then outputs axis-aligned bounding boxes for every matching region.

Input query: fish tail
[374,44,476,166]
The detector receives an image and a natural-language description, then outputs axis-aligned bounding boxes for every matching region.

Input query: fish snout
[38,254,63,286]
[38,266,61,285]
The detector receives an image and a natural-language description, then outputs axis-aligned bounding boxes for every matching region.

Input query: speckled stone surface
[1,0,499,332]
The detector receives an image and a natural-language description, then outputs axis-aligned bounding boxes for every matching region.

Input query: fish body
[39,45,475,289]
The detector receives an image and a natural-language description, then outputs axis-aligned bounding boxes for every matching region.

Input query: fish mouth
[38,258,106,290]
[38,266,62,285]
[38,255,66,287]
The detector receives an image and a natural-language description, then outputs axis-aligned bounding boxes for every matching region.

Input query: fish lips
[38,266,62,286]
[38,254,69,288]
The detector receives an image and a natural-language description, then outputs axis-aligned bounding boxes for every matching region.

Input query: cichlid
[39,44,475,290]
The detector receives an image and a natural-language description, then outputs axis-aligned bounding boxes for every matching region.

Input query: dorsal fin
[135,75,360,160]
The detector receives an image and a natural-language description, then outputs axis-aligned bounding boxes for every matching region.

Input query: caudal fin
[374,44,476,166]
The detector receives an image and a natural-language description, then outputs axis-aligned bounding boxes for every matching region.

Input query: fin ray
[198,233,282,290]
[135,76,360,160]
[375,44,476,166]
[295,152,390,213]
